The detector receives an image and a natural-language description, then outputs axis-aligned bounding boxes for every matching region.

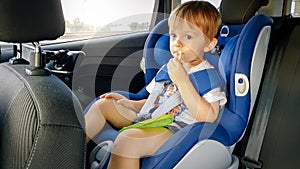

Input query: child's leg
[85,98,137,142]
[107,128,173,169]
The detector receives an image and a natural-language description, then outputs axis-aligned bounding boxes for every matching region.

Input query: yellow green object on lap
[119,114,174,133]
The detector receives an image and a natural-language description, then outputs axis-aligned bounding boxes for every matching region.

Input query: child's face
[169,21,210,68]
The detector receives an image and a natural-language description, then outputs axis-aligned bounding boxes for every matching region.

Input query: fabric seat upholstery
[0,0,86,168]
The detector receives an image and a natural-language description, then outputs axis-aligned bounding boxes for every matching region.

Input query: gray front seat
[0,0,86,168]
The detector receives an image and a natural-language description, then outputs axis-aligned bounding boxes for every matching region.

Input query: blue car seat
[87,0,273,168]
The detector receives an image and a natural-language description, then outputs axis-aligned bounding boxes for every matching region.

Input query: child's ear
[204,38,218,52]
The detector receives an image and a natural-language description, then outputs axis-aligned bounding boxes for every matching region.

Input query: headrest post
[25,42,51,76]
[9,43,29,65]
[33,42,43,68]
[15,43,22,59]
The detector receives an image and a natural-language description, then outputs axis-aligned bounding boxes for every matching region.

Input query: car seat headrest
[218,35,238,84]
[220,0,269,24]
[153,34,173,68]
[0,0,65,43]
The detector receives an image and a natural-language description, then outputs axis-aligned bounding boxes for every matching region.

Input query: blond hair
[168,1,221,40]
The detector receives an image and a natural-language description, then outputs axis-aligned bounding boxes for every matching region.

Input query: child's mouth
[178,51,183,61]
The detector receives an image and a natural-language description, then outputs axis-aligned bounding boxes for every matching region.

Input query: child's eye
[185,35,192,40]
[170,33,177,38]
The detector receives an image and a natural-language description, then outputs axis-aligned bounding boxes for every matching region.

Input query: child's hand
[100,93,124,99]
[100,93,138,112]
[167,58,189,85]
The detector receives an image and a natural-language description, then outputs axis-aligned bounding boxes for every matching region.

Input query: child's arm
[177,80,220,122]
[100,93,146,112]
[167,58,219,122]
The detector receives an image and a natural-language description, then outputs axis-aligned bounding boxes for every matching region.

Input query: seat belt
[241,39,284,169]
[151,92,181,118]
[139,83,182,118]
[140,66,224,119]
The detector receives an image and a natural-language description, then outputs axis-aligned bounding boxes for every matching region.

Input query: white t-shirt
[144,60,227,124]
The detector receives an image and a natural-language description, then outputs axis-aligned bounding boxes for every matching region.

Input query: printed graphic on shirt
[152,82,186,117]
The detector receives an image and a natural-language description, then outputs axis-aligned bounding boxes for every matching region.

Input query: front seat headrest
[0,0,65,43]
[220,0,269,24]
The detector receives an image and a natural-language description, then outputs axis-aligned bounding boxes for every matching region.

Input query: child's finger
[100,94,107,99]
[109,93,122,99]
[173,57,183,67]
[102,93,121,100]
[167,58,180,71]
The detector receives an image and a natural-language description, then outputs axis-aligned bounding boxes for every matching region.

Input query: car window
[60,0,155,41]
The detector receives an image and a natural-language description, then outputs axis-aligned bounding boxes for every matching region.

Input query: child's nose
[174,39,183,47]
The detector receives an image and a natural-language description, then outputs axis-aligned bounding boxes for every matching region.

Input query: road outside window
[60,0,155,40]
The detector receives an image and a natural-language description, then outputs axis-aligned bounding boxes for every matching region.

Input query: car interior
[86,0,273,168]
[0,0,85,168]
[0,0,299,169]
